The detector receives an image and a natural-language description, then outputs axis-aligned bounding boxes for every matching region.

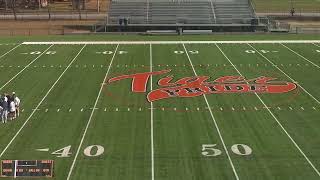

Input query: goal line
[22,40,320,45]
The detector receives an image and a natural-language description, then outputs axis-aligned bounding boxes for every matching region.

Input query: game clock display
[1,160,54,178]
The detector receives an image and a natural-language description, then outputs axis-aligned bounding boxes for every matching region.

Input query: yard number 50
[202,144,252,157]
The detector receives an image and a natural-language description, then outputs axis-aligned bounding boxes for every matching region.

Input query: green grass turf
[0,34,319,44]
[0,37,319,180]
[252,0,320,13]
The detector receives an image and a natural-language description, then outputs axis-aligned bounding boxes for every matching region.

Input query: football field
[0,39,319,179]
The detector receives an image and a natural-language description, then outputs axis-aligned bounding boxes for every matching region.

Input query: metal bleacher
[108,0,256,25]
[214,0,255,24]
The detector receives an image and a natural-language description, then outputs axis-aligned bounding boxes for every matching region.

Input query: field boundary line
[0,43,22,60]
[0,45,54,90]
[280,43,320,69]
[66,44,119,180]
[182,44,239,180]
[150,44,155,180]
[23,40,320,45]
[0,44,87,158]
[248,43,320,104]
[216,43,320,177]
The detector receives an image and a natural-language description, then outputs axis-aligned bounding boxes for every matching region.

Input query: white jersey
[14,97,20,107]
[10,101,16,112]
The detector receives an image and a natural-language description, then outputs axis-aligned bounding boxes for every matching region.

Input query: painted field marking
[0,43,22,60]
[280,43,320,69]
[0,45,53,90]
[22,40,320,45]
[183,44,239,180]
[216,43,320,177]
[67,44,119,180]
[16,106,318,113]
[0,44,87,159]
[247,43,320,105]
[0,63,307,69]
[150,44,155,180]
[312,43,320,49]
[36,148,49,152]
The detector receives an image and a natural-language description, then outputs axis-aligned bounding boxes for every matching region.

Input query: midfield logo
[108,70,297,102]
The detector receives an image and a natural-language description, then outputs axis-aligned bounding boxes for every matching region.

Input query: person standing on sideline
[9,97,16,120]
[1,95,8,123]
[0,95,3,123]
[12,92,20,118]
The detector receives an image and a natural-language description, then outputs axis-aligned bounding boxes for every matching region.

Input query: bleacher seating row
[108,0,256,25]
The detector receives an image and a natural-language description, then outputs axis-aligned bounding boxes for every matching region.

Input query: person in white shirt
[12,92,20,118]
[1,95,8,123]
[9,99,16,120]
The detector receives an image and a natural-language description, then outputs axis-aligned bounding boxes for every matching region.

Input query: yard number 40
[51,145,104,158]
[202,144,252,156]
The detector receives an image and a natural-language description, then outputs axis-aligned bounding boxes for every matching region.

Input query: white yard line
[0,45,54,90]
[22,40,320,45]
[215,43,320,177]
[280,43,320,69]
[0,43,22,60]
[0,44,87,158]
[247,43,320,104]
[149,44,155,180]
[66,44,119,180]
[182,44,239,180]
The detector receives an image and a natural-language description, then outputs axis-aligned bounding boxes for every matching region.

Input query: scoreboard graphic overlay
[1,160,54,178]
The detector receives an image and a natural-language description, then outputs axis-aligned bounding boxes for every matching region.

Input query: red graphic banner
[108,70,297,102]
